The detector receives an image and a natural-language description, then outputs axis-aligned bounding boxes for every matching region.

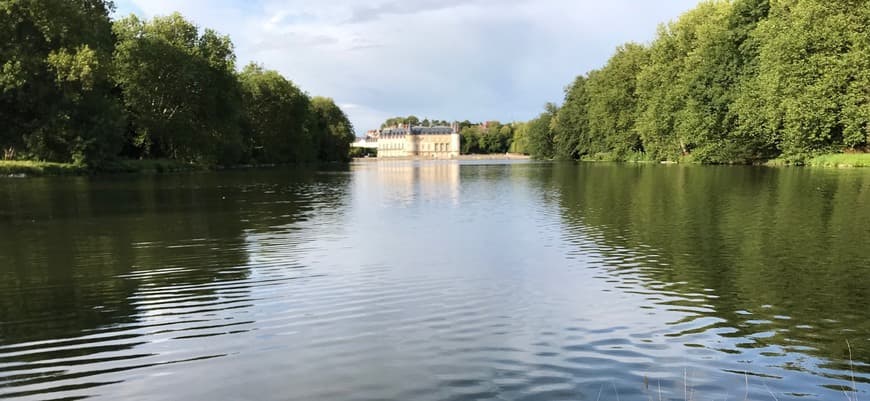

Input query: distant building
[350,136,378,149]
[372,123,461,158]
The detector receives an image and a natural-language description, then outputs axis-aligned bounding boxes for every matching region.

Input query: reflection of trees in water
[236,166,352,234]
[0,168,352,345]
[0,168,352,398]
[541,163,870,380]
[0,175,247,345]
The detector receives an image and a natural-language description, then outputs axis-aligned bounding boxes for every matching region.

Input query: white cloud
[114,0,700,134]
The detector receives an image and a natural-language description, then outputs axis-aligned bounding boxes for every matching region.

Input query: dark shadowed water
[0,161,868,401]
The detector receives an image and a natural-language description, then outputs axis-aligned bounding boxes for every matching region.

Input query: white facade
[374,123,461,159]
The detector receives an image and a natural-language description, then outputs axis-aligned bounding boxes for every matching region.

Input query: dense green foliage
[528,0,870,163]
[113,13,243,164]
[309,96,356,162]
[508,122,530,154]
[381,116,419,128]
[1,0,124,164]
[1,2,354,167]
[238,64,312,163]
[459,122,514,154]
[380,116,453,128]
[526,104,559,159]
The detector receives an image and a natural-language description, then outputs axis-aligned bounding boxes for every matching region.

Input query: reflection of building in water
[376,161,460,205]
[355,123,461,158]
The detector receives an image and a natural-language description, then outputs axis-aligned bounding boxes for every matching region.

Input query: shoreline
[764,153,870,168]
[576,153,870,169]
[0,159,208,177]
[5,152,869,178]
[0,159,339,178]
[352,154,532,162]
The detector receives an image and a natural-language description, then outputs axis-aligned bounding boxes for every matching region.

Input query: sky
[113,0,700,134]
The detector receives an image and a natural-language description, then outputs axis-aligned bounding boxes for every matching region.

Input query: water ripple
[0,163,868,400]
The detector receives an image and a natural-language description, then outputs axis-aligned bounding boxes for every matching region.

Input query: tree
[841,1,870,150]
[477,121,508,153]
[238,63,311,163]
[659,0,776,163]
[529,0,869,164]
[510,122,530,155]
[2,5,359,168]
[526,103,559,159]
[308,97,354,162]
[551,76,588,160]
[0,0,124,165]
[584,43,648,159]
[113,13,243,164]
[497,125,513,153]
[460,126,482,154]
[381,116,421,128]
[636,4,722,160]
[741,0,869,158]
[717,0,776,162]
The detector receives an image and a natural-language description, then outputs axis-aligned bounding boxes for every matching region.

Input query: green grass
[0,160,86,176]
[1,159,207,176]
[580,151,656,163]
[806,153,870,168]
[766,153,870,168]
[577,150,870,167]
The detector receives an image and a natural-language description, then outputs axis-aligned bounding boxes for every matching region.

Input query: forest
[1,1,355,169]
[524,0,870,164]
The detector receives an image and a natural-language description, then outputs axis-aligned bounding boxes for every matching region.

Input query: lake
[0,160,868,400]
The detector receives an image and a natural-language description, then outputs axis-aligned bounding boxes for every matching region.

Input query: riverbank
[0,161,83,176]
[353,154,531,162]
[0,159,355,178]
[1,159,209,177]
[6,152,868,177]
[577,151,870,168]
[765,153,870,168]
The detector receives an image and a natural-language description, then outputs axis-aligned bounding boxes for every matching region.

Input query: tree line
[380,116,452,129]
[525,0,870,163]
[458,121,517,154]
[1,1,355,167]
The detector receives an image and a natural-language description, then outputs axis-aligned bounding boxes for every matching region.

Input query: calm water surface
[0,161,868,400]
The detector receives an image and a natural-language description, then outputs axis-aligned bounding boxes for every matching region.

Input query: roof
[380,126,455,136]
[411,127,454,135]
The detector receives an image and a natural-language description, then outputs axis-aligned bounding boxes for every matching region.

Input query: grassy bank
[6,153,870,177]
[0,161,85,176]
[1,159,207,177]
[766,153,870,168]
[579,151,656,163]
[575,151,870,168]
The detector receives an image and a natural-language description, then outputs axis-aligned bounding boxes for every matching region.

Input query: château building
[373,123,461,158]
